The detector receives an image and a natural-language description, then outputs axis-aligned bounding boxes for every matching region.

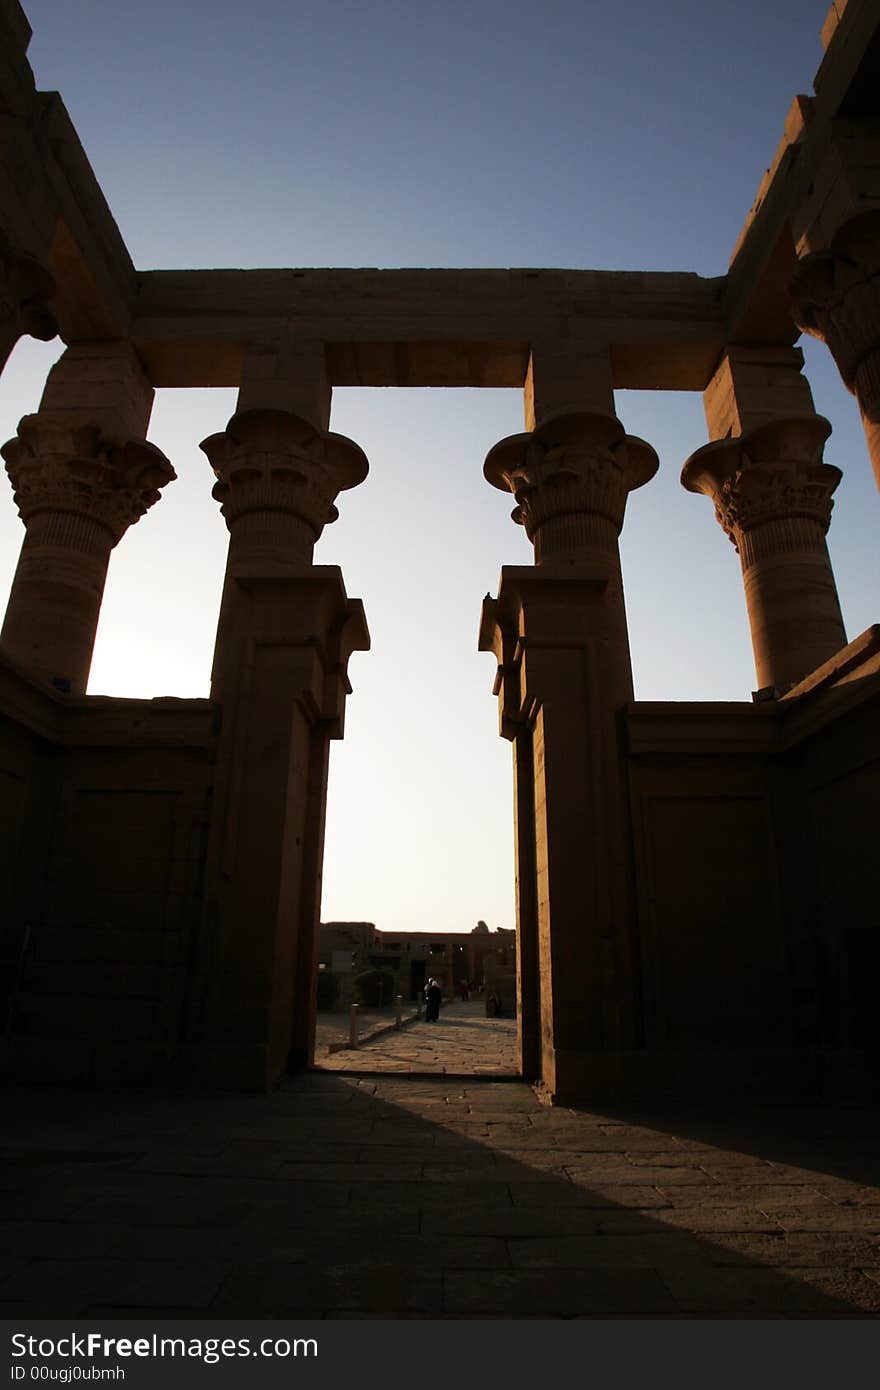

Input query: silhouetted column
[0,230,56,373]
[685,345,847,693]
[196,404,369,1088]
[683,417,846,691]
[0,342,173,692]
[484,409,657,706]
[480,405,657,1102]
[790,212,880,492]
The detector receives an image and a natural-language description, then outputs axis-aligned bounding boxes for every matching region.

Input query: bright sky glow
[0,0,876,933]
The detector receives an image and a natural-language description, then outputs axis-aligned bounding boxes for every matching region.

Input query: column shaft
[740,517,847,690]
[512,728,540,1082]
[196,404,369,1088]
[683,413,846,692]
[1,510,113,691]
[481,405,656,1101]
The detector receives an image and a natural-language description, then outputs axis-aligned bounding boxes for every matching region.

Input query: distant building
[317,921,516,1003]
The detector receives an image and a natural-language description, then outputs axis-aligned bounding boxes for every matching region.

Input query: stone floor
[318,999,518,1074]
[2,1008,880,1319]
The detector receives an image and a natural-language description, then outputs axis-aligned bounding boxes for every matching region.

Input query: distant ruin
[1,0,878,1100]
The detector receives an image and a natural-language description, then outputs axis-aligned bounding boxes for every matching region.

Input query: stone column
[484,410,657,701]
[684,345,847,693]
[789,212,880,491]
[0,230,57,373]
[480,404,657,1102]
[683,418,845,691]
[196,403,369,1088]
[0,342,173,692]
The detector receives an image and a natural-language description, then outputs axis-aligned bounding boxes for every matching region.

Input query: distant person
[424,977,442,1022]
[459,979,470,1001]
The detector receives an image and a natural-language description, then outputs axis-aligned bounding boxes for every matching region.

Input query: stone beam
[0,12,133,344]
[129,267,726,391]
[724,0,880,344]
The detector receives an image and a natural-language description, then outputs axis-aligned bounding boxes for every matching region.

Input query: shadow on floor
[1,1073,878,1317]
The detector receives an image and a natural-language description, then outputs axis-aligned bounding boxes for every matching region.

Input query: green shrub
[352,968,396,1008]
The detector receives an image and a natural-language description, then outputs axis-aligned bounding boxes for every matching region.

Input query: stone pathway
[314,1004,420,1061]
[2,1014,880,1317]
[318,999,518,1074]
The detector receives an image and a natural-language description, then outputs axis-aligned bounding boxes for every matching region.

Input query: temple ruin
[1,0,878,1101]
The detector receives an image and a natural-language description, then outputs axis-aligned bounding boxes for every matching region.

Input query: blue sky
[1,0,876,933]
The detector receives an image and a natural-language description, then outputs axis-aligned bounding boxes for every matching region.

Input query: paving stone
[315,1235,509,1270]
[505,1235,662,1269]
[0,1258,224,1308]
[1,1221,126,1259]
[509,1181,672,1209]
[707,1231,880,1268]
[215,1261,443,1316]
[773,1207,880,1232]
[631,1207,786,1234]
[0,1302,89,1317]
[342,1181,513,1213]
[0,1194,90,1221]
[65,1196,254,1227]
[4,1064,880,1318]
[444,1268,678,1316]
[565,1164,716,1186]
[489,1160,567,1180]
[105,1225,307,1262]
[421,1207,602,1238]
[661,1184,831,1209]
[278,1162,424,1183]
[659,1265,880,1316]
[242,1205,421,1238]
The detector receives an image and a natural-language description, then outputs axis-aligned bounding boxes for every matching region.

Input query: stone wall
[619,639,880,1094]
[0,657,216,1082]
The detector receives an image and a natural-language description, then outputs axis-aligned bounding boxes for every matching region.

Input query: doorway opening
[307,388,525,1077]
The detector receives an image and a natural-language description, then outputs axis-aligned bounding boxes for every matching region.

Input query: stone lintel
[130,267,726,392]
[724,0,880,344]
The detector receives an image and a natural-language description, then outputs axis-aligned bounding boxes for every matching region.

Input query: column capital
[200,408,367,558]
[484,410,657,563]
[789,211,880,388]
[1,413,175,544]
[682,416,838,551]
[682,415,845,691]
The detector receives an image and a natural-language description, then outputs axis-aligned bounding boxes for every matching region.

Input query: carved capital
[789,211,880,399]
[200,408,367,540]
[0,232,57,350]
[484,411,657,560]
[682,416,839,550]
[1,415,176,545]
